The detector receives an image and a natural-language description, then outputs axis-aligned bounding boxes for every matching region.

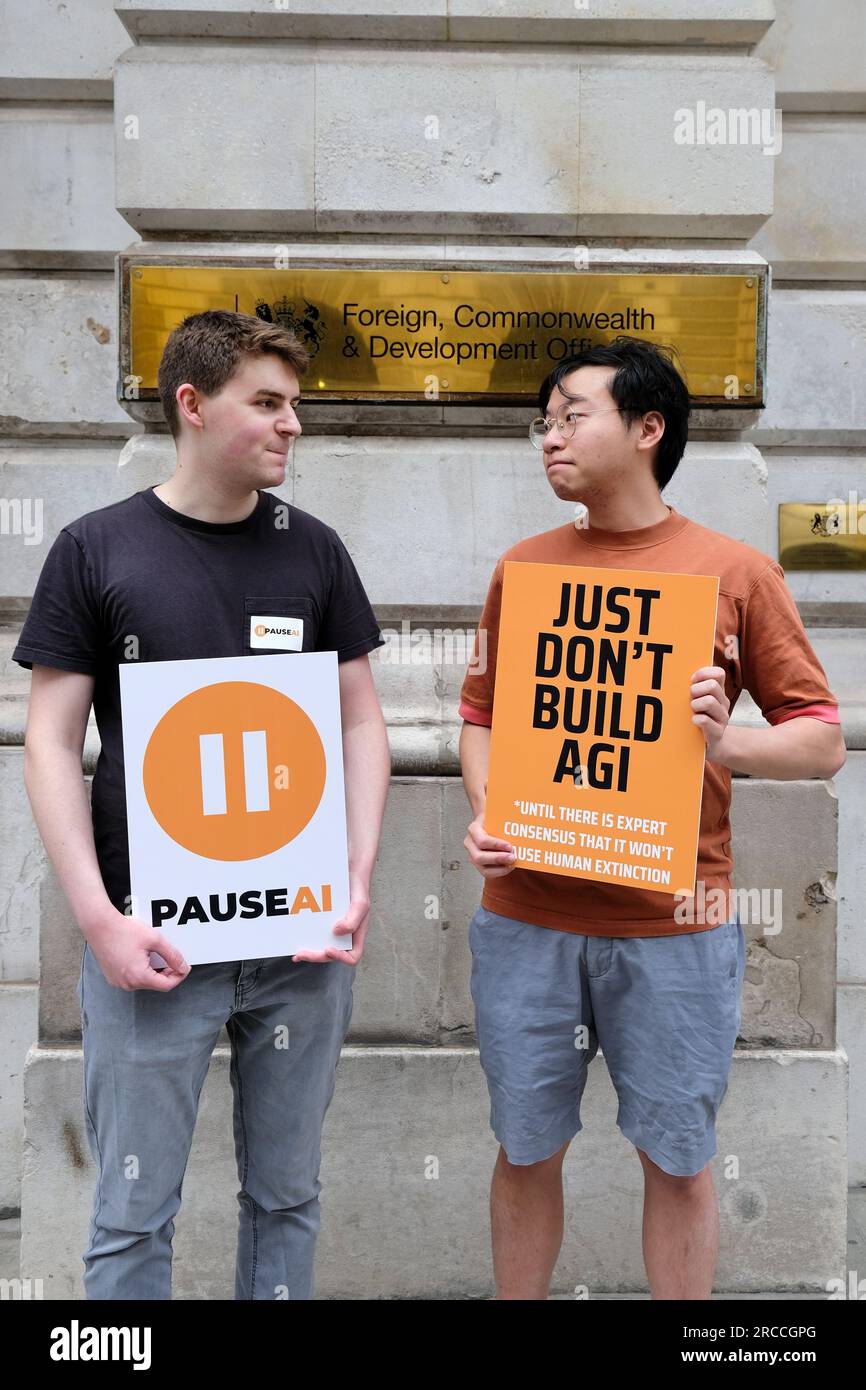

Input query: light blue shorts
[469,905,746,1177]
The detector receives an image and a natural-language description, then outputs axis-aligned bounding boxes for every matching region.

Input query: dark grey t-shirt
[13,486,384,910]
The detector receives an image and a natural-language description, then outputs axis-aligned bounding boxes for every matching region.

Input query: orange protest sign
[484,562,719,897]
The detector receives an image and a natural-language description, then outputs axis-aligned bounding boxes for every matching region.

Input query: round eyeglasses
[529,406,622,449]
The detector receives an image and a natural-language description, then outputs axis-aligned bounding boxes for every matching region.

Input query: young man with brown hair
[460,338,845,1300]
[15,309,391,1300]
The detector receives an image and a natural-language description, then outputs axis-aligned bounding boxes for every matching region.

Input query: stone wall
[1,0,863,1291]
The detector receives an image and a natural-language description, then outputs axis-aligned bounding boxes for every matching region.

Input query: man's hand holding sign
[689,665,731,756]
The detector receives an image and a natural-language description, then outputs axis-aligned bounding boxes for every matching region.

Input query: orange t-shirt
[459,505,841,937]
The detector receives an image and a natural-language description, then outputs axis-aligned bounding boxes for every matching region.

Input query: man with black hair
[460,337,845,1300]
[15,309,391,1300]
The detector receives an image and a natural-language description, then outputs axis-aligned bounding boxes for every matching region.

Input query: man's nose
[543,426,565,451]
[278,410,302,438]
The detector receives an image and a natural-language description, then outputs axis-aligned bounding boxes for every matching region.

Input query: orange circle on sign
[255,624,267,637]
[142,681,326,861]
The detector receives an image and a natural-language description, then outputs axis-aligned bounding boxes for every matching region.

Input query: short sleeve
[317,532,385,663]
[739,562,840,726]
[12,529,102,674]
[459,557,505,727]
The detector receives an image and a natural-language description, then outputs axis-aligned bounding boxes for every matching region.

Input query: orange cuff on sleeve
[459,699,493,727]
[768,703,841,725]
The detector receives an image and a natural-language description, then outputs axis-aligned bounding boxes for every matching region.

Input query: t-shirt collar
[579,504,689,549]
[140,486,268,535]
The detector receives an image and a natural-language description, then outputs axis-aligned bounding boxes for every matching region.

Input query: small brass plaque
[779,500,866,570]
[121,261,764,406]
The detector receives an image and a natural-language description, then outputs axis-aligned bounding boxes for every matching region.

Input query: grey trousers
[76,943,354,1300]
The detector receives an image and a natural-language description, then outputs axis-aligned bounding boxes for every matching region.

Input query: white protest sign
[119,652,349,964]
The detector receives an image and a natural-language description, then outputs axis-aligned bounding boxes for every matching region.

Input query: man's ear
[176,383,205,431]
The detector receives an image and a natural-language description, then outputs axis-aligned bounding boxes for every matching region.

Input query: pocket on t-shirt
[243,596,317,655]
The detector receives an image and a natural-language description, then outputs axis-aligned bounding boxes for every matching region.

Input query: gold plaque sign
[122,262,764,406]
[779,500,866,570]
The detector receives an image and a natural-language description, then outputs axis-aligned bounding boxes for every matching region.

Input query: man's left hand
[690,665,731,760]
[291,892,371,968]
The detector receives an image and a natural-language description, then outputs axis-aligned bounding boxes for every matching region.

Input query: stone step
[20,1043,847,1299]
[115,1,775,47]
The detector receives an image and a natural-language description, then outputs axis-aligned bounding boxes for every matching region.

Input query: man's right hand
[464,813,518,879]
[87,912,191,992]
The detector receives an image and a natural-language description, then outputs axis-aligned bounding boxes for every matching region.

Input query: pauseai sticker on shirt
[249,615,304,651]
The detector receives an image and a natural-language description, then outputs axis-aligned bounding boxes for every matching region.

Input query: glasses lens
[529,418,547,449]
